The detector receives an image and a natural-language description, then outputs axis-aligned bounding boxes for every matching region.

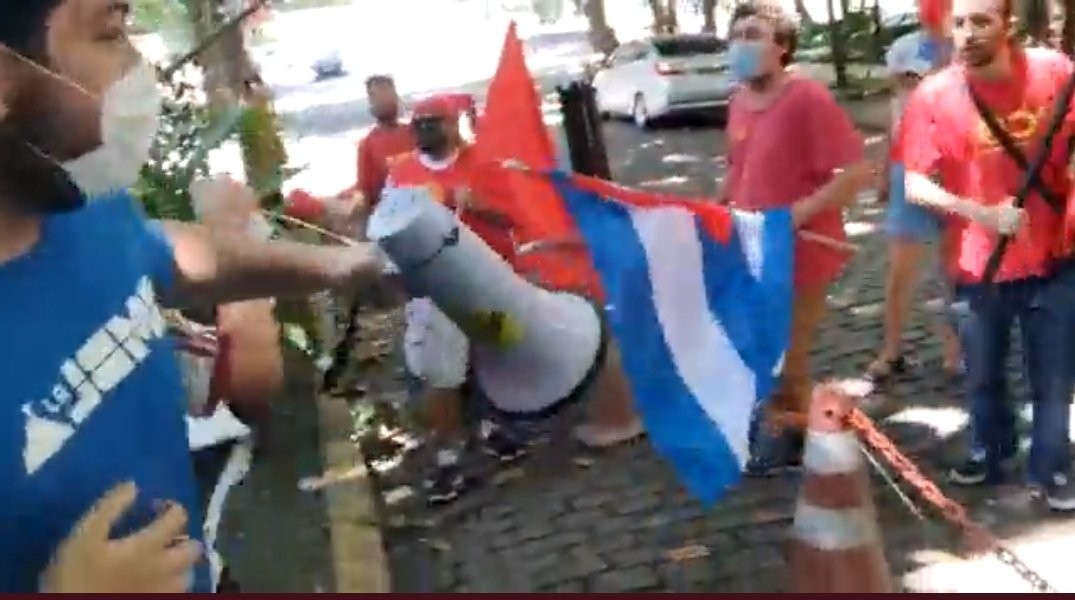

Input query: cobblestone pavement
[351,118,1074,593]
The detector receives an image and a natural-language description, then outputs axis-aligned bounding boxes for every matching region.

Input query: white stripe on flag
[630,207,757,468]
[732,210,765,281]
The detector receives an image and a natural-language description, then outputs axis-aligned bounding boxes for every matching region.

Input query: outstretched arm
[159,178,385,307]
[160,220,384,307]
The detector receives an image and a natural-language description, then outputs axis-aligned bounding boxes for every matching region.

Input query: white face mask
[62,60,163,197]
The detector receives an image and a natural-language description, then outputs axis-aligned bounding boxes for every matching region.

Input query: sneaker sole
[427,490,461,505]
[947,472,988,486]
[745,462,802,478]
[482,446,529,463]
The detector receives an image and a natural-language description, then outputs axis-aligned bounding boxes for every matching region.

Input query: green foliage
[130,0,190,34]
[134,67,219,221]
[134,64,324,357]
[798,11,888,64]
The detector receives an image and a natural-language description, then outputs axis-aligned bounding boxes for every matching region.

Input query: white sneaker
[573,418,645,448]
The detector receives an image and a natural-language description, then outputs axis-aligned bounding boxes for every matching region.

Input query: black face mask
[412,118,451,156]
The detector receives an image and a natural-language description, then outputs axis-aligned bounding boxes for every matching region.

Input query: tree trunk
[702,0,717,32]
[585,0,619,55]
[648,0,679,34]
[870,0,884,63]
[645,0,662,32]
[793,0,815,25]
[665,0,679,32]
[187,0,285,192]
[1023,0,1050,45]
[827,0,849,88]
[187,0,259,109]
[1056,0,1074,51]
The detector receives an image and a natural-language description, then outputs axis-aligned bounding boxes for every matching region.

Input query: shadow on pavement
[216,349,337,593]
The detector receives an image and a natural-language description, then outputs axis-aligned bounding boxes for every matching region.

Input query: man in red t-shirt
[899,0,1075,510]
[722,1,875,475]
[383,95,527,505]
[355,75,415,210]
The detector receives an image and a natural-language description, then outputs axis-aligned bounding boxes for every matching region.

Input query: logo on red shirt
[974,105,1045,154]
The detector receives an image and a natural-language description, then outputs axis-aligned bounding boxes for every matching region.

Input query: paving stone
[614,496,662,520]
[516,520,556,542]
[586,532,638,554]
[608,546,665,569]
[466,517,513,537]
[592,515,641,536]
[542,580,585,592]
[572,491,619,510]
[555,508,607,531]
[512,530,588,558]
[590,566,661,592]
[532,548,608,588]
[458,548,536,592]
[660,558,716,592]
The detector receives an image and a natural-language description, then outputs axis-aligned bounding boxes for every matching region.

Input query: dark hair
[0,0,63,59]
[365,74,395,91]
[730,1,799,66]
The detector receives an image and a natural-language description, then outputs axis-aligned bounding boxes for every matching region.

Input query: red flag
[476,22,603,299]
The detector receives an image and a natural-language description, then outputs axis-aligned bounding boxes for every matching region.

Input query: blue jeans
[884,163,942,242]
[951,276,1073,484]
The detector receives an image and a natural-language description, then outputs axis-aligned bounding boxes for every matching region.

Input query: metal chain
[846,407,1057,593]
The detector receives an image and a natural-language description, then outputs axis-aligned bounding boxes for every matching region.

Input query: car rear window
[653,37,726,56]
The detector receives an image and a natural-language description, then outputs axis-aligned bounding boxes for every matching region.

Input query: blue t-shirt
[0,192,210,592]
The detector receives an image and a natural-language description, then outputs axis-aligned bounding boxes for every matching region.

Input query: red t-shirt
[725,77,864,291]
[386,148,517,264]
[356,123,415,206]
[899,48,1074,283]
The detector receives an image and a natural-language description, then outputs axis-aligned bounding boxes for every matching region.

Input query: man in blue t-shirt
[0,0,386,592]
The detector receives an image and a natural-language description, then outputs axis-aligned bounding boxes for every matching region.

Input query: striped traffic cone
[787,381,893,593]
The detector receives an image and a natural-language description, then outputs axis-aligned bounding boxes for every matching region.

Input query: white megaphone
[367,186,604,415]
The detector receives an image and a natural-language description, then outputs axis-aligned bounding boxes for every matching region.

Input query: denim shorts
[884,163,941,242]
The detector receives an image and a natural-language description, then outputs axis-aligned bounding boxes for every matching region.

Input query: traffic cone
[787,381,893,593]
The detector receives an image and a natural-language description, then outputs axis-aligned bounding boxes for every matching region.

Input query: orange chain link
[845,407,1057,592]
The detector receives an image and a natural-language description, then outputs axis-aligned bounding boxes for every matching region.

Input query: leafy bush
[136,62,325,357]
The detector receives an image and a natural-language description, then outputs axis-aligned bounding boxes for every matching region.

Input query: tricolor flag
[477,22,797,504]
[550,174,795,504]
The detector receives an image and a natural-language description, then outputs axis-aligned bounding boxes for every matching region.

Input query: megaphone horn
[367,186,604,415]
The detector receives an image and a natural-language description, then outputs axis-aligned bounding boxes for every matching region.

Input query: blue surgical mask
[728,40,766,81]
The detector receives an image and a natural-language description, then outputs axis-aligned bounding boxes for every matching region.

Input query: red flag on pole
[476,22,604,299]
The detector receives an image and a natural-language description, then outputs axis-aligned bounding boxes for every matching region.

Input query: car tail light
[655,62,685,76]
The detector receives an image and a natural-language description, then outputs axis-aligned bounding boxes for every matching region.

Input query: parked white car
[592,34,735,128]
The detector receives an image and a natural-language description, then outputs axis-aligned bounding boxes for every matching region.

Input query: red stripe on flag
[565,174,734,243]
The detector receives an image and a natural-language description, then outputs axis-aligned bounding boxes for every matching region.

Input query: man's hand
[190,176,261,232]
[839,159,881,192]
[972,198,1026,235]
[41,483,202,593]
[453,186,476,212]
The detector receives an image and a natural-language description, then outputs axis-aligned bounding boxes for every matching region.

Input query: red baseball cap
[412,95,461,120]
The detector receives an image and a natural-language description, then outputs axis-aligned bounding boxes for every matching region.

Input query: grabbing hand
[843,159,881,191]
[974,197,1026,235]
[40,483,202,593]
[453,186,476,213]
[190,175,261,231]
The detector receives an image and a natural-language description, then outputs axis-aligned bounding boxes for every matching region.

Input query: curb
[315,387,391,593]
